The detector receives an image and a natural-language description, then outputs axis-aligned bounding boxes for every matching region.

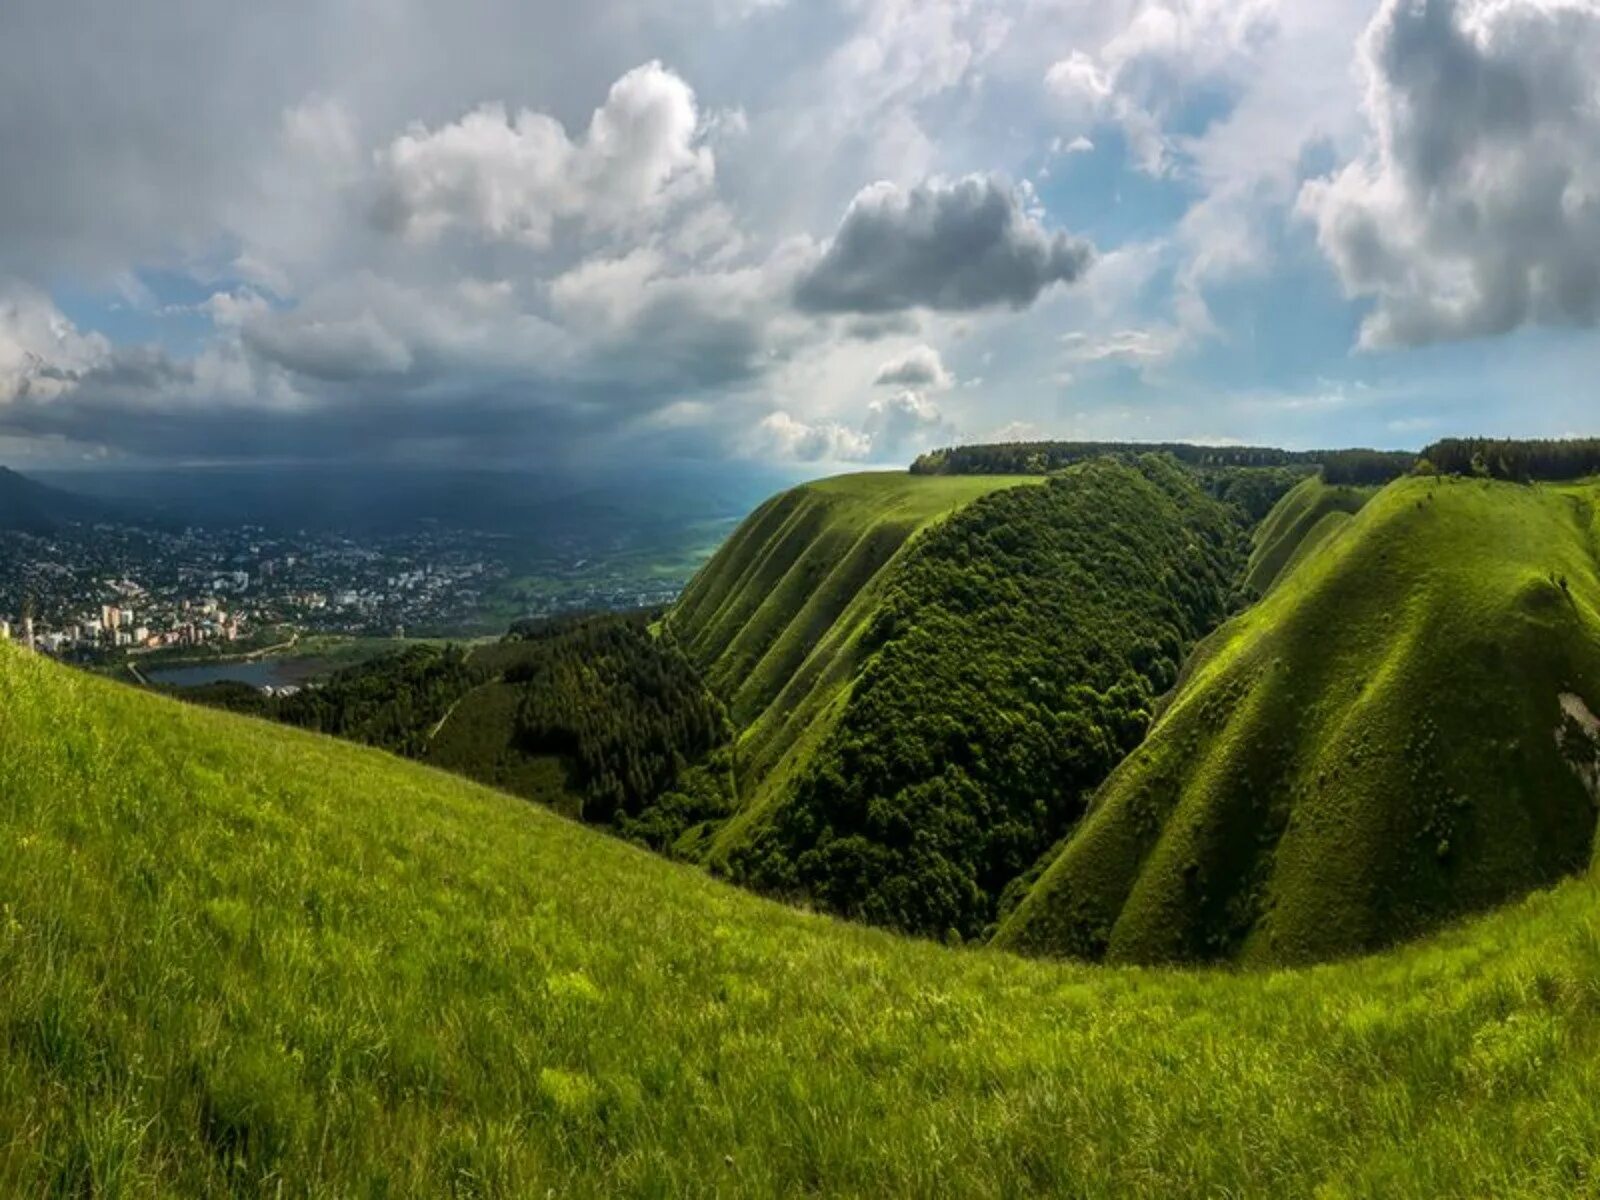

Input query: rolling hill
[669,459,1258,939]
[7,625,1600,1194]
[998,475,1600,964]
[668,471,1039,800]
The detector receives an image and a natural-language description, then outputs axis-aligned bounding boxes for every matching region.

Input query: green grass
[9,641,1600,1194]
[1000,475,1600,965]
[1243,474,1376,595]
[666,471,1040,861]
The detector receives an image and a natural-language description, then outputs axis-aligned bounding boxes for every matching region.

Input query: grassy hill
[9,638,1600,1195]
[667,472,1039,834]
[711,457,1249,939]
[1243,474,1376,594]
[999,475,1600,965]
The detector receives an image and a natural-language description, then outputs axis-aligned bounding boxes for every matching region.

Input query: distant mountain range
[0,466,111,532]
[29,461,808,538]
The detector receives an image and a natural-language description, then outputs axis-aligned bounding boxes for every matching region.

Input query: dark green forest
[1420,437,1600,481]
[910,440,1416,484]
[173,646,480,757]
[723,455,1250,940]
[169,614,730,847]
[498,615,731,830]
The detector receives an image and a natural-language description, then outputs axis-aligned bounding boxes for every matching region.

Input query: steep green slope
[1244,475,1375,594]
[10,642,1600,1195]
[667,472,1040,846]
[1000,476,1600,965]
[721,456,1248,939]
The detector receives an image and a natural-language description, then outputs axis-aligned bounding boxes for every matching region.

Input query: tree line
[911,440,1416,486]
[1419,438,1600,482]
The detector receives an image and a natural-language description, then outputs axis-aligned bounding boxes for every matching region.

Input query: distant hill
[0,465,110,532]
[998,474,1600,964]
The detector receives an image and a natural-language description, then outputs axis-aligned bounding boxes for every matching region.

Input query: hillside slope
[715,456,1248,939]
[999,476,1600,965]
[0,466,109,531]
[1243,475,1376,594]
[668,472,1037,807]
[8,641,1600,1194]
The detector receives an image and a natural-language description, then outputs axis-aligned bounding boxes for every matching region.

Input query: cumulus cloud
[748,410,871,462]
[372,61,714,247]
[747,386,952,464]
[1301,0,1600,348]
[1044,1,1277,177]
[864,388,952,455]
[872,343,952,389]
[793,175,1094,314]
[0,288,112,404]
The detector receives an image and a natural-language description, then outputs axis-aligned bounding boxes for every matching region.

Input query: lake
[144,657,337,690]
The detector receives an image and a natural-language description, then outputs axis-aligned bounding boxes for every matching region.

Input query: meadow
[5,637,1600,1196]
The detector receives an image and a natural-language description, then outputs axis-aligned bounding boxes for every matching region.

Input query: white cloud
[1043,2,1276,177]
[0,287,112,404]
[1301,0,1600,348]
[373,61,715,247]
[748,410,872,462]
[1060,326,1185,366]
[864,387,953,455]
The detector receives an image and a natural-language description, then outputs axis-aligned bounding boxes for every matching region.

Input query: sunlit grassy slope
[8,643,1600,1196]
[666,471,1039,856]
[1243,474,1376,595]
[1000,476,1600,966]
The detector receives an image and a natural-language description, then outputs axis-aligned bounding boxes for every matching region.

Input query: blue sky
[1,0,1598,469]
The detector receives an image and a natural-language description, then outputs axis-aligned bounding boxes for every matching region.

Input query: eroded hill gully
[999,475,1600,966]
[675,456,1261,943]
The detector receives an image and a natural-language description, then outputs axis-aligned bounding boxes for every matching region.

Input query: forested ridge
[496,615,733,839]
[1420,437,1600,481]
[722,455,1250,939]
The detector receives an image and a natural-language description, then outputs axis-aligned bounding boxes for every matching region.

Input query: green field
[7,634,1600,1195]
[1001,475,1600,964]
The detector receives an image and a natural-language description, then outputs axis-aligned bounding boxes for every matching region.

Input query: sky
[2,0,1599,471]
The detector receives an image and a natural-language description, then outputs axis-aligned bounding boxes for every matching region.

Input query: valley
[8,439,1600,1194]
[137,442,1600,970]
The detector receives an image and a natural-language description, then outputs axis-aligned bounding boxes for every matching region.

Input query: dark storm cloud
[794,175,1094,314]
[0,373,668,466]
